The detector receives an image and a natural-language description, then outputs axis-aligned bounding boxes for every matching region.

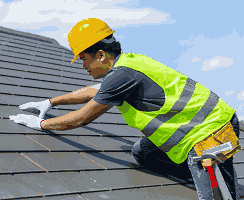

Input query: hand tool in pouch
[193,121,242,199]
[193,142,234,200]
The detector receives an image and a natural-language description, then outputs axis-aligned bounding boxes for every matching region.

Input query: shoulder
[101,67,139,84]
[93,66,143,106]
[103,66,144,82]
[97,66,144,95]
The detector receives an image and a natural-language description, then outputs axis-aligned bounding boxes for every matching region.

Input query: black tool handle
[212,187,223,200]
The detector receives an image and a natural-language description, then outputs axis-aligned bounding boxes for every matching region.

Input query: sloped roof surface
[0,25,244,199]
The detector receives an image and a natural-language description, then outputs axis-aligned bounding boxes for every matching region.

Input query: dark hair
[82,34,122,59]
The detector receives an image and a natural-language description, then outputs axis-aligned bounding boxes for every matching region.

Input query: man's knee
[131,138,146,166]
[131,138,142,157]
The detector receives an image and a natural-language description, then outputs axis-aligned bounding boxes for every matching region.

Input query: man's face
[79,50,113,79]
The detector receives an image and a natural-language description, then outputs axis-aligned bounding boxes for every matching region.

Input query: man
[10,18,240,200]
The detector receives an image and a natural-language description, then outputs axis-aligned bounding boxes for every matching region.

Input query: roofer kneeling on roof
[9,18,241,200]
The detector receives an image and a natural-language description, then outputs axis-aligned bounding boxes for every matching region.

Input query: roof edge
[0,26,60,46]
[52,42,73,54]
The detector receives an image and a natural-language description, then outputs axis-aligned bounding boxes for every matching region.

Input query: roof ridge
[0,26,60,46]
[52,42,73,54]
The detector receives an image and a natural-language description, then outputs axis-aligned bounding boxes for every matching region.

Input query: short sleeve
[93,68,141,106]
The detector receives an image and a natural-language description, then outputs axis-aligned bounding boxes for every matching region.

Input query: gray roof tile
[15,172,105,196]
[0,153,43,173]
[0,174,41,199]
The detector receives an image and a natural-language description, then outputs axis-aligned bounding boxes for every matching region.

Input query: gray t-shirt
[93,66,166,112]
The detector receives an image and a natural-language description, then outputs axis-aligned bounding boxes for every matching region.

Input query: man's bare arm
[41,99,113,131]
[50,83,101,106]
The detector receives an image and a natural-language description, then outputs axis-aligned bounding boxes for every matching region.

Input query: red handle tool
[206,165,223,200]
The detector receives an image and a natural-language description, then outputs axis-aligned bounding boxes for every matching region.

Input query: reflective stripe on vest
[114,52,236,164]
[142,77,219,152]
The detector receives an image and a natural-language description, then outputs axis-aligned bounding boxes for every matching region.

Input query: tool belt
[194,121,242,163]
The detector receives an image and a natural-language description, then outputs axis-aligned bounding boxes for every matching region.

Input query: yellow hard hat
[68,18,115,64]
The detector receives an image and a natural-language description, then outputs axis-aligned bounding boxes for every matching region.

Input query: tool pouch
[194,121,242,163]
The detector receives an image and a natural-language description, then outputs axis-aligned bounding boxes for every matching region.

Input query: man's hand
[9,114,43,130]
[19,99,53,119]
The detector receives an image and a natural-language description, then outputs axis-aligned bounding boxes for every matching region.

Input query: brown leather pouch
[194,121,242,163]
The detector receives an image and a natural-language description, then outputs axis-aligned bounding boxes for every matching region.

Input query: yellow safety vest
[114,52,236,164]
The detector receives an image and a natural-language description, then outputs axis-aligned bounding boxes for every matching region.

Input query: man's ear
[97,50,106,62]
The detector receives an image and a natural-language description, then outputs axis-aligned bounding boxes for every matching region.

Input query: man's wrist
[49,98,56,106]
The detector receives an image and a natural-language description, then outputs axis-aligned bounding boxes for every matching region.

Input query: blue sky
[0,0,244,121]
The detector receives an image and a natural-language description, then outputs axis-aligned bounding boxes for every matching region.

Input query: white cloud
[191,57,201,62]
[210,60,219,66]
[201,56,233,71]
[237,90,244,100]
[0,0,174,49]
[225,90,234,96]
[0,0,171,28]
[238,117,244,122]
[238,103,243,110]
[174,30,243,74]
[62,32,68,39]
[0,0,8,21]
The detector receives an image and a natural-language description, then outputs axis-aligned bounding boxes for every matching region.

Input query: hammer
[192,142,234,200]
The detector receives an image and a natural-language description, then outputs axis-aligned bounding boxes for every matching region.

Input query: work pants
[131,112,240,200]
